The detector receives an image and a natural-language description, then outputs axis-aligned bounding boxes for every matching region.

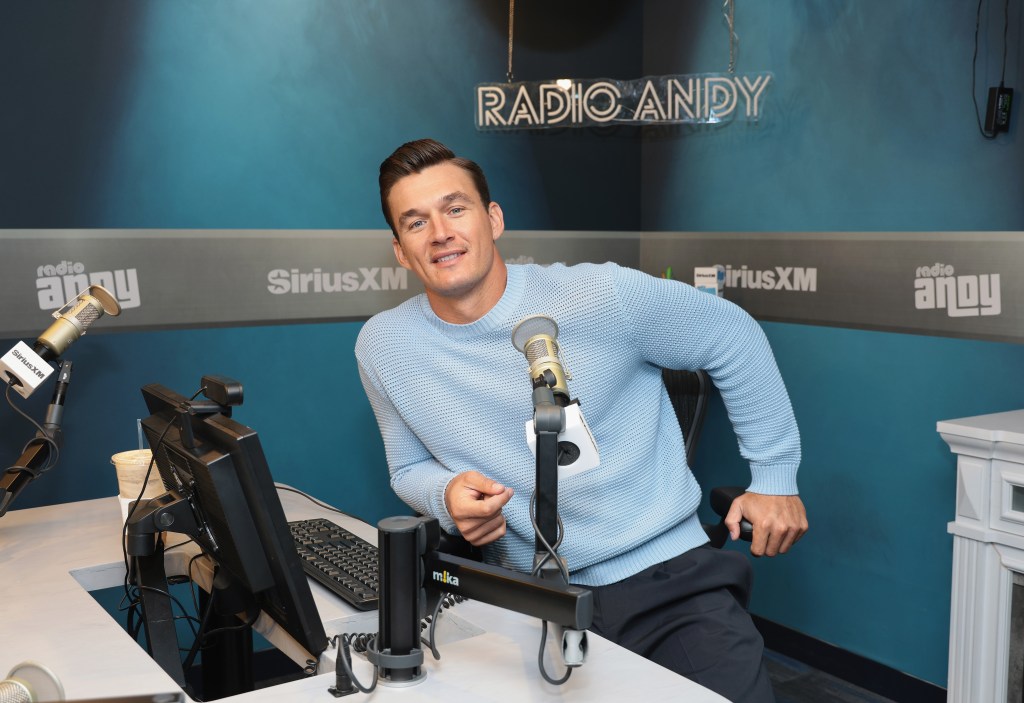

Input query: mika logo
[431,569,460,587]
[36,261,141,311]
[267,267,407,294]
[914,263,1000,317]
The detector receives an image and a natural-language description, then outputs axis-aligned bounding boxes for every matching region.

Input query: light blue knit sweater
[355,262,800,587]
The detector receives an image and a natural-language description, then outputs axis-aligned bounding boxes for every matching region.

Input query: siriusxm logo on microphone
[36,261,141,311]
[10,348,46,379]
[266,267,408,294]
[914,263,1001,317]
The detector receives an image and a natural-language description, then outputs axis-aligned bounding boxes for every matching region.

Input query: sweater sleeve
[612,265,802,495]
[355,340,459,533]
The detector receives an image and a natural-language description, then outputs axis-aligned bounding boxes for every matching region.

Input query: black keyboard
[289,517,379,611]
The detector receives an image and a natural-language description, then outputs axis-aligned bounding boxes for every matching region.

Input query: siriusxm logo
[914,263,1000,317]
[431,569,460,587]
[723,264,817,292]
[37,260,141,311]
[11,348,46,379]
[266,267,407,294]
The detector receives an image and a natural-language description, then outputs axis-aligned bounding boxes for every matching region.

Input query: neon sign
[475,73,773,130]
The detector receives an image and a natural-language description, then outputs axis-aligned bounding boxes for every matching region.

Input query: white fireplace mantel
[940,409,1024,703]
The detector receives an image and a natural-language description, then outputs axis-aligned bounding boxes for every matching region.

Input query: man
[355,138,808,702]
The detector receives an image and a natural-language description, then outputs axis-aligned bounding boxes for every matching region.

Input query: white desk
[0,490,727,702]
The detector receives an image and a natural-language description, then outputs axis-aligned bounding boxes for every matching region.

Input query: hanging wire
[999,0,1009,85]
[507,0,516,82]
[971,0,1011,138]
[723,0,738,73]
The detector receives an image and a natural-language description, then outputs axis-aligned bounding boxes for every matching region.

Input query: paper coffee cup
[112,449,164,523]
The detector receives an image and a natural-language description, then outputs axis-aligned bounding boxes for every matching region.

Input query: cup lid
[111,449,153,466]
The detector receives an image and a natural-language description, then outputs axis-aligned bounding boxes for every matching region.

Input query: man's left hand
[725,492,808,557]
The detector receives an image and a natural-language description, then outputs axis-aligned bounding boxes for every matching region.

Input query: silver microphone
[511,315,569,405]
[0,661,64,702]
[35,284,122,361]
[513,315,601,476]
[0,285,121,399]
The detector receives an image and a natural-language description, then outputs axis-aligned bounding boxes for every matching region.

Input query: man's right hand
[444,470,514,546]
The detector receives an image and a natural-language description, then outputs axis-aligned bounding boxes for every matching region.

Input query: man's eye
[449,207,464,215]
[409,220,426,230]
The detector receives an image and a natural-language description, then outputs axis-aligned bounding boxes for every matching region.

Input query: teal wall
[2,0,1022,690]
[0,0,642,525]
[643,0,1024,689]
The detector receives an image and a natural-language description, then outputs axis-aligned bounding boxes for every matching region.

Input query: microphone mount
[531,382,564,564]
[510,315,593,675]
[0,360,73,518]
[372,516,592,686]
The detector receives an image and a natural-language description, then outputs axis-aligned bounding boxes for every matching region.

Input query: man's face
[387,162,505,318]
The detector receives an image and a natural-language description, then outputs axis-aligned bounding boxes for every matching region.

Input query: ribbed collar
[419,264,526,339]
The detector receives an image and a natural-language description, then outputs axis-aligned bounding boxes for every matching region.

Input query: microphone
[511,315,570,405]
[0,285,121,399]
[0,662,65,702]
[511,315,600,478]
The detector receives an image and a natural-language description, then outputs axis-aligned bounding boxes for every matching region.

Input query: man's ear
[488,201,505,242]
[392,236,412,269]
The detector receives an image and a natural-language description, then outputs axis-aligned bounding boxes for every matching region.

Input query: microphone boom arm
[531,383,564,571]
[0,361,72,518]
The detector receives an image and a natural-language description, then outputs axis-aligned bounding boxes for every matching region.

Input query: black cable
[130,583,202,637]
[274,483,368,524]
[325,589,466,691]
[972,0,1013,139]
[973,0,998,138]
[1000,0,1010,85]
[177,565,216,702]
[331,634,378,694]
[528,491,568,582]
[528,492,573,684]
[164,536,196,552]
[121,385,205,598]
[118,385,208,676]
[346,631,377,655]
[202,608,260,639]
[277,485,479,675]
[537,620,573,685]
[421,596,445,661]
[4,380,61,479]
[420,592,465,660]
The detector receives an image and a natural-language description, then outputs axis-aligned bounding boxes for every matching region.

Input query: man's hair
[379,139,491,237]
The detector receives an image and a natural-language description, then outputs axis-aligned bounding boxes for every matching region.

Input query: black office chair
[661,368,750,548]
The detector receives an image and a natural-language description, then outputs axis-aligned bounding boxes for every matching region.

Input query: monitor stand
[127,495,256,698]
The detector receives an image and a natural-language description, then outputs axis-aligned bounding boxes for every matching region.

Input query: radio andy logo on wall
[37,260,141,310]
[914,263,1001,317]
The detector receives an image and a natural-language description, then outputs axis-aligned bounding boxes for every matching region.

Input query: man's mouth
[433,251,464,264]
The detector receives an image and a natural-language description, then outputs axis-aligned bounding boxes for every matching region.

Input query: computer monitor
[126,376,327,687]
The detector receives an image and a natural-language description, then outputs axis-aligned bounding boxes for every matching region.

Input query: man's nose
[428,215,453,243]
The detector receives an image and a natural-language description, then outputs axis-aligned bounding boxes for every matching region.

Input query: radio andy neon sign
[475,73,772,130]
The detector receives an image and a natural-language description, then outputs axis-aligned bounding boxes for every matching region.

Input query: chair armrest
[704,486,753,548]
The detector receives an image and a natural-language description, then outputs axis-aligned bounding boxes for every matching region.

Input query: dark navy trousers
[582,545,774,703]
